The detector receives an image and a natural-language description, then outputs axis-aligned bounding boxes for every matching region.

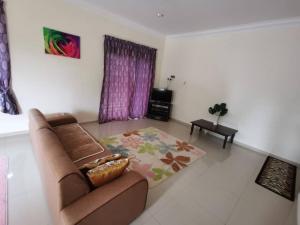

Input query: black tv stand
[147,100,172,121]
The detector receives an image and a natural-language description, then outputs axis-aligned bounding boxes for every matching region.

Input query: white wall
[0,0,165,136]
[2,0,300,164]
[161,25,300,163]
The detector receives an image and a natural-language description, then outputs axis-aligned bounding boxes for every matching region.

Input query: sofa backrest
[29,109,90,223]
[29,108,53,130]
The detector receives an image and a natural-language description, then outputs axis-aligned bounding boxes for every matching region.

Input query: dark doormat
[255,156,297,201]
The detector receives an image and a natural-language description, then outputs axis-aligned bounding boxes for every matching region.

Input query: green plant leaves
[208,103,228,116]
[208,107,215,114]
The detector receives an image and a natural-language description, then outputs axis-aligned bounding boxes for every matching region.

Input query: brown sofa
[29,109,148,225]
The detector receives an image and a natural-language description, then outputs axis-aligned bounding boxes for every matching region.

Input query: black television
[150,88,173,103]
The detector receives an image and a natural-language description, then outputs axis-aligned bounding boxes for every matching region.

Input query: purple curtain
[0,2,18,115]
[99,35,156,123]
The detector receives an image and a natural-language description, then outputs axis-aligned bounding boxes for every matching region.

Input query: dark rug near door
[255,156,297,201]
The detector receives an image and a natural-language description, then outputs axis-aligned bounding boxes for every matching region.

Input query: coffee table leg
[230,134,235,143]
[223,136,228,149]
[190,124,194,135]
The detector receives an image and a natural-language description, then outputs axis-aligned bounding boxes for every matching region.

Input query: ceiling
[81,0,300,34]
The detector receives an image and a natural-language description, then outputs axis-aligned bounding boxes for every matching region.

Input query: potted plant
[208,103,228,126]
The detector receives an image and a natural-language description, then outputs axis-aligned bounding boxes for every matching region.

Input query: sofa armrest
[45,113,78,127]
[61,171,148,225]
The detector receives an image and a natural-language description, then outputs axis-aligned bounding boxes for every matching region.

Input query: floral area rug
[100,127,206,188]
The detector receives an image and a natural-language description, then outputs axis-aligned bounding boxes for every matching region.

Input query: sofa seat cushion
[46,113,78,127]
[54,124,106,164]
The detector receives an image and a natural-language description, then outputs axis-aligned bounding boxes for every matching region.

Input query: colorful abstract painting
[43,27,80,59]
[100,127,206,188]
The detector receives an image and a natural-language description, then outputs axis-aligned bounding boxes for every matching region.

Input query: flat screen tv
[150,88,173,103]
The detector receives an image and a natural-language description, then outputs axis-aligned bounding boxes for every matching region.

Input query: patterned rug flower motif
[100,127,206,188]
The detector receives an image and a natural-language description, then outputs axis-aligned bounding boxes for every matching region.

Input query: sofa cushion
[46,113,78,127]
[79,154,122,171]
[54,124,106,164]
[87,158,129,187]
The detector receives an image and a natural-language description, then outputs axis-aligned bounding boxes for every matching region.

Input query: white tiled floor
[0,119,298,225]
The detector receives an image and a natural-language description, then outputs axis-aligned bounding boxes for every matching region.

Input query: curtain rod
[103,34,157,51]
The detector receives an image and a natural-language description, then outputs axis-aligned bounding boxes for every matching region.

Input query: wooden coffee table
[190,119,238,149]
